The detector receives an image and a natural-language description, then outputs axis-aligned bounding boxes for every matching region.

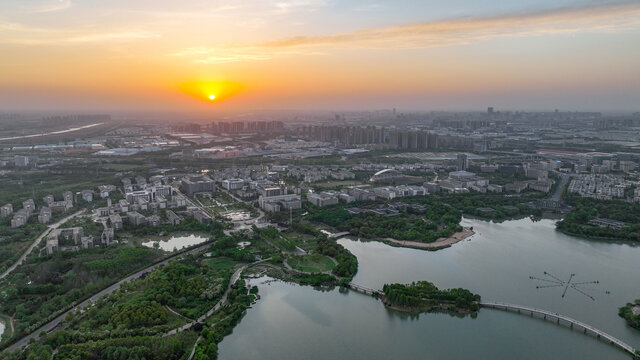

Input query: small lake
[141,234,208,251]
[218,217,640,359]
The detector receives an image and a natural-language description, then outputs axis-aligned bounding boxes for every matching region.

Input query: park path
[163,258,270,337]
[6,241,213,352]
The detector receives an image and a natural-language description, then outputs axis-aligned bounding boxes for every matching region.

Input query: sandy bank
[384,227,475,250]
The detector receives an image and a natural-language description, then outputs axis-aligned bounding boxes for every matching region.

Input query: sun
[209,94,215,100]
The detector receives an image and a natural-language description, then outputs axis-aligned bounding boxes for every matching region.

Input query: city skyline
[1,0,640,112]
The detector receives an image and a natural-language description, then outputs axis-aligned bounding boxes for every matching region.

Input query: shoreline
[383,227,475,250]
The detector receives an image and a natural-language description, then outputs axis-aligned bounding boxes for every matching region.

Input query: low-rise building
[222,178,245,190]
[127,211,147,226]
[258,194,302,213]
[181,175,215,194]
[81,190,94,202]
[38,207,52,224]
[166,210,182,226]
[307,192,339,207]
[109,214,123,230]
[23,199,36,213]
[0,203,13,217]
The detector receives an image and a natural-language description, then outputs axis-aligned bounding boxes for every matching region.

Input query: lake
[141,234,208,251]
[218,217,640,359]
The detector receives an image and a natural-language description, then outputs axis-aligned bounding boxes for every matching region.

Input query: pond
[217,217,640,359]
[141,234,208,251]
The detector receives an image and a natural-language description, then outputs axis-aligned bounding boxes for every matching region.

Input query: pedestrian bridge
[347,283,384,297]
[480,302,638,358]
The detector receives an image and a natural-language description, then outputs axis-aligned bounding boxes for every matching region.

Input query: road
[0,209,86,281]
[6,242,213,352]
[550,172,570,202]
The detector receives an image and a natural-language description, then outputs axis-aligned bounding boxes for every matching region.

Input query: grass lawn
[283,231,317,251]
[204,257,238,270]
[288,254,335,273]
[271,234,297,251]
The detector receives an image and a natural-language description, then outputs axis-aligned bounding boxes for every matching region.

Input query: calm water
[141,234,207,251]
[218,218,640,359]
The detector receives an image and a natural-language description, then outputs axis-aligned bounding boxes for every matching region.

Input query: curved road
[0,209,86,281]
[6,241,213,353]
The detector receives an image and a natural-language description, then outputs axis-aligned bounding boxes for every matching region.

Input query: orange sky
[1,1,640,111]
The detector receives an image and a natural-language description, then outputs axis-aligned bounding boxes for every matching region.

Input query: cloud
[66,31,159,43]
[168,1,640,64]
[258,1,640,49]
[169,46,325,64]
[273,0,327,13]
[33,0,71,13]
[0,20,159,45]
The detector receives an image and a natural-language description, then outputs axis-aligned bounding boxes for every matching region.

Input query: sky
[0,0,639,113]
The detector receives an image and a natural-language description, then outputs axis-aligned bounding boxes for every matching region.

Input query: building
[146,215,162,227]
[98,185,117,198]
[0,203,13,217]
[307,192,339,207]
[588,218,625,230]
[338,193,355,203]
[258,194,302,213]
[173,195,187,207]
[43,195,55,205]
[62,191,73,204]
[14,155,29,167]
[181,175,215,194]
[166,210,182,226]
[119,199,129,212]
[457,154,469,171]
[101,228,115,245]
[23,199,36,213]
[373,187,396,200]
[222,179,245,190]
[81,190,94,202]
[370,169,400,183]
[11,210,28,227]
[127,211,147,226]
[192,209,212,224]
[109,214,123,230]
[258,186,284,197]
[505,182,529,193]
[38,207,52,224]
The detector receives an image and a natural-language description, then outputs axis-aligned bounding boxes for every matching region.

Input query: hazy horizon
[1,0,640,112]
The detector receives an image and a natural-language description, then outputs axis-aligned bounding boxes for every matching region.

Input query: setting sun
[179,81,243,104]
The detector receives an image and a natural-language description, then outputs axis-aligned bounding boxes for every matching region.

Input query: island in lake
[382,281,481,314]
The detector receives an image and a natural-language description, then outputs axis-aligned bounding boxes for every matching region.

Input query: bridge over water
[347,283,638,358]
[347,283,384,297]
[480,302,638,358]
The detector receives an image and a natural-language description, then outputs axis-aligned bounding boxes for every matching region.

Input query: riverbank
[383,227,474,250]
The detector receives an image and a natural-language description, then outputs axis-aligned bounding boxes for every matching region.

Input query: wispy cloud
[0,20,159,45]
[169,1,640,64]
[169,45,325,64]
[66,31,159,43]
[259,2,640,49]
[273,0,327,14]
[33,0,71,13]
